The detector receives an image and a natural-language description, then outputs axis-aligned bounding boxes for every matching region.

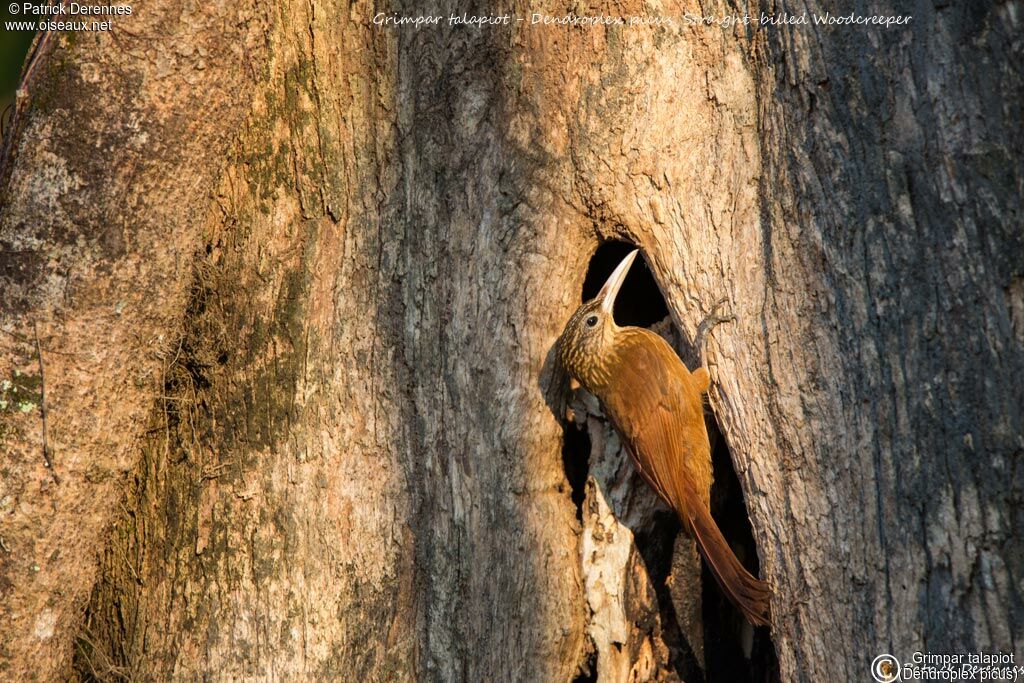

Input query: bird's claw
[695,298,735,366]
[704,297,736,325]
[698,298,736,335]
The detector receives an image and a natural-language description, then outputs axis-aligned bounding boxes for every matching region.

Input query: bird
[557,249,771,627]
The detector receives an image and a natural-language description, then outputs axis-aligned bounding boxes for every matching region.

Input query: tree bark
[1,1,1021,681]
[0,2,272,679]
[751,2,1024,677]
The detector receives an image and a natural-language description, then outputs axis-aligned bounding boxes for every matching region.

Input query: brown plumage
[558,249,771,627]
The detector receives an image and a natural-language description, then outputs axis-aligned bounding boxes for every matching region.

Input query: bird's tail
[688,504,772,627]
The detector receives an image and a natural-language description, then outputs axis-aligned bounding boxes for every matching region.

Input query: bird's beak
[598,249,638,316]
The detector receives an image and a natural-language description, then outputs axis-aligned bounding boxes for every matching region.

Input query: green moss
[0,370,42,416]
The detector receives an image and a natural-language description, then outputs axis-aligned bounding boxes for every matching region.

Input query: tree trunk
[0,2,274,679]
[1,1,1021,681]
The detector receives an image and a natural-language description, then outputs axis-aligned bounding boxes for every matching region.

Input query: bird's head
[557,249,638,390]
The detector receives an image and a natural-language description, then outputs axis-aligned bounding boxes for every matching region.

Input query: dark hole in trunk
[703,422,780,683]
[581,240,668,326]
[571,648,598,683]
[575,239,778,683]
[562,422,591,521]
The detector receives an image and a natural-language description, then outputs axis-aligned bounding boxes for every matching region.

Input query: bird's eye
[585,314,599,328]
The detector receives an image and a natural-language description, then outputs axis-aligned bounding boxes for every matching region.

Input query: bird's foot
[699,297,736,331]
[695,297,735,367]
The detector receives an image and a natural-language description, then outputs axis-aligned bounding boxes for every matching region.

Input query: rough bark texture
[752,2,1024,677]
[0,2,272,678]
[1,0,1021,681]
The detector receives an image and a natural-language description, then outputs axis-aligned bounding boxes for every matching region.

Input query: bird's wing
[601,328,710,514]
[601,328,771,627]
